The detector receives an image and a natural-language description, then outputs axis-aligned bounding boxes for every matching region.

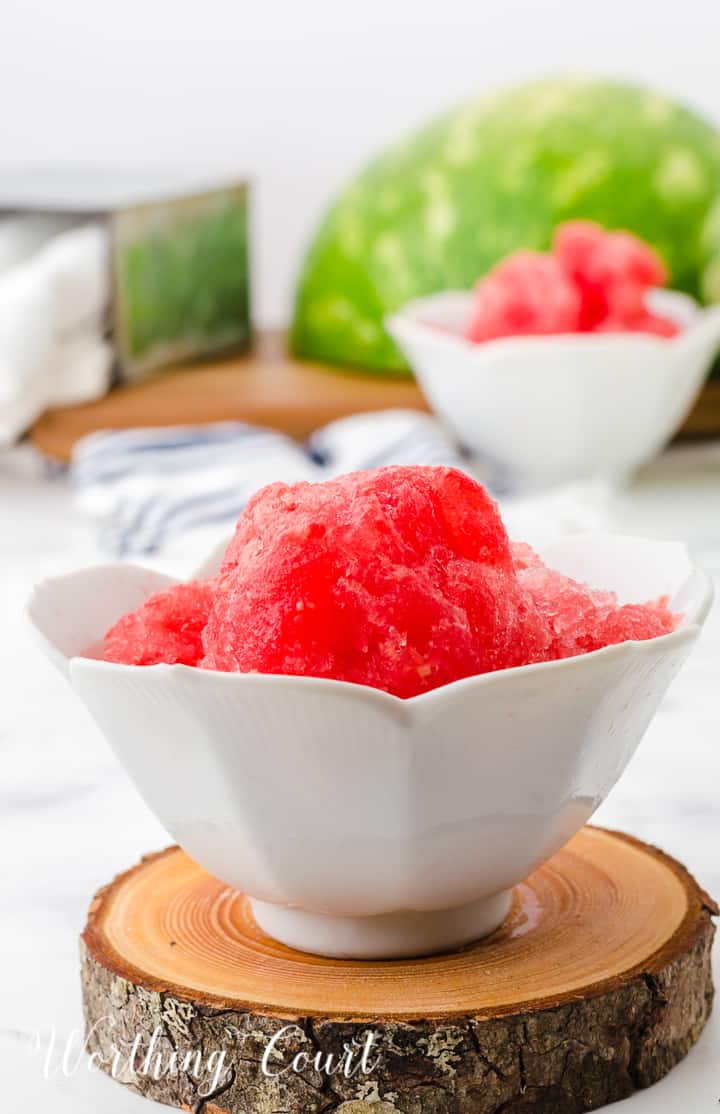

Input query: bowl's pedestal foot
[250,890,513,959]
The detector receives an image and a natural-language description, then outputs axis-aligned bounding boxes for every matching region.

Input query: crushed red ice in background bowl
[465,221,680,343]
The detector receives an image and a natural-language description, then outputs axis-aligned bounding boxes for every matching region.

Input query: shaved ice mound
[464,221,679,342]
[553,221,679,335]
[553,220,670,331]
[99,467,680,695]
[466,252,582,343]
[102,579,215,666]
[200,467,551,697]
[512,542,676,659]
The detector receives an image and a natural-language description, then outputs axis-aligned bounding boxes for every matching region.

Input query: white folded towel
[0,219,112,445]
[0,213,80,274]
[42,223,109,334]
[0,332,114,447]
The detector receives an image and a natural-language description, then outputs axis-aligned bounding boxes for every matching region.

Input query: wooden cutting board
[29,332,430,462]
[29,331,720,463]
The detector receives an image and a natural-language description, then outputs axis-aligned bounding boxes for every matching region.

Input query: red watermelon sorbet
[466,221,680,343]
[103,579,215,667]
[99,467,677,697]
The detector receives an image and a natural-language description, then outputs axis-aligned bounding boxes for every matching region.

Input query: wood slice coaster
[81,826,716,1114]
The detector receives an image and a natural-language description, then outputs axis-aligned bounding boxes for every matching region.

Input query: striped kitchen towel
[72,410,503,558]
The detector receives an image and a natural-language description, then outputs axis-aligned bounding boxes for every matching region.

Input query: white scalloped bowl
[27,533,712,959]
[386,290,720,488]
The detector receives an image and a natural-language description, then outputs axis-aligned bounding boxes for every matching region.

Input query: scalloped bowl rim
[67,627,702,710]
[385,287,720,361]
[28,531,714,713]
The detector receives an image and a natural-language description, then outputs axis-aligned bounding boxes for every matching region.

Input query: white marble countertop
[1,443,719,1112]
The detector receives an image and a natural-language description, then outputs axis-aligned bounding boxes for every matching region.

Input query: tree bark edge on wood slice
[80,826,717,1114]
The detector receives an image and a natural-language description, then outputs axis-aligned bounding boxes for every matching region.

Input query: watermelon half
[290,78,720,374]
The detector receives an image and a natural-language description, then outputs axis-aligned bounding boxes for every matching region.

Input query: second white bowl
[387,289,720,489]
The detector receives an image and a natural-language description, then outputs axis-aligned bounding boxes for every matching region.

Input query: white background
[1,0,720,325]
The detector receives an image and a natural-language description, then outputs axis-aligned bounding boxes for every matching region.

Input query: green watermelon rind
[291,78,720,375]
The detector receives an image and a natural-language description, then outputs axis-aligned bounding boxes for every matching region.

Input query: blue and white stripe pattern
[72,410,492,558]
